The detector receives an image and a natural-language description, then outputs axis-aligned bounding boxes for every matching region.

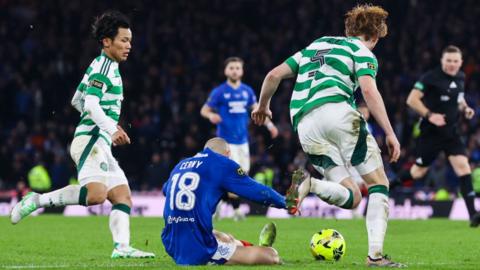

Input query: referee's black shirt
[413,67,465,132]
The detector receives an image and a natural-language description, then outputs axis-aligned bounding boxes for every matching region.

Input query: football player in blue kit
[201,57,278,220]
[161,137,294,265]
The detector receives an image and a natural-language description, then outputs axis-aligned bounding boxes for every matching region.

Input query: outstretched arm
[251,63,295,125]
[222,167,286,209]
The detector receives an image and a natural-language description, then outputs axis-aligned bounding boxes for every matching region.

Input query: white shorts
[70,136,128,191]
[208,240,237,265]
[297,102,382,181]
[228,143,250,173]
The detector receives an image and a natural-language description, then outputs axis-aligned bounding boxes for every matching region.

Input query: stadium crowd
[1,0,480,197]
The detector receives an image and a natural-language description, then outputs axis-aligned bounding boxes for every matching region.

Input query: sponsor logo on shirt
[89,79,104,89]
[167,215,196,224]
[228,101,247,113]
[440,95,450,101]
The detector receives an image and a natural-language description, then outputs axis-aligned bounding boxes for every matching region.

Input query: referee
[398,45,479,227]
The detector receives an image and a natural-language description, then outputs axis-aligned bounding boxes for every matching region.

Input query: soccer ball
[309,229,346,261]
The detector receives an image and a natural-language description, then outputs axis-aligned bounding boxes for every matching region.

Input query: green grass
[0,215,479,269]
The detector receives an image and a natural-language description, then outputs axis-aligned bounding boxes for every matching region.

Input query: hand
[268,125,279,139]
[385,134,400,163]
[427,113,446,127]
[208,113,222,124]
[112,125,131,146]
[464,107,475,119]
[251,106,272,125]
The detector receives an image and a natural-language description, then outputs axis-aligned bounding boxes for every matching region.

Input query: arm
[251,63,296,125]
[457,92,475,119]
[406,88,446,126]
[84,95,118,135]
[221,165,286,209]
[358,76,400,162]
[84,74,130,146]
[71,90,84,113]
[251,103,278,138]
[226,177,286,209]
[200,104,222,124]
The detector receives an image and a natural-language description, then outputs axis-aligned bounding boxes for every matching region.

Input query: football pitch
[0,216,478,270]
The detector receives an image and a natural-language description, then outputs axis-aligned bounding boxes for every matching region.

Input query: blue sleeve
[247,86,257,107]
[220,159,286,208]
[206,87,221,109]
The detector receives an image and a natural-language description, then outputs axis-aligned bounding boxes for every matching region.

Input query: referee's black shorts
[414,128,466,167]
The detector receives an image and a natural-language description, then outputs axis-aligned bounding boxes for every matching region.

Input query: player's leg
[210,226,280,265]
[107,155,155,258]
[226,246,280,265]
[11,136,109,224]
[356,151,405,267]
[448,154,479,226]
[391,134,436,188]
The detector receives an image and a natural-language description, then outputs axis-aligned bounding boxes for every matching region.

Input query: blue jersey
[206,82,257,144]
[161,148,286,265]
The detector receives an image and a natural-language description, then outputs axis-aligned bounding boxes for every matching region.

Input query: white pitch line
[1,263,163,269]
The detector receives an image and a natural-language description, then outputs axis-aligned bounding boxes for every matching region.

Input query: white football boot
[11,192,40,224]
[111,244,155,259]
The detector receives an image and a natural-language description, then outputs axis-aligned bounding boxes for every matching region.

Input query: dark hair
[442,45,462,56]
[91,11,130,46]
[345,4,388,41]
[224,57,244,68]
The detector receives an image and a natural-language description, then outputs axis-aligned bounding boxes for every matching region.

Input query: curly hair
[91,10,130,46]
[345,4,388,41]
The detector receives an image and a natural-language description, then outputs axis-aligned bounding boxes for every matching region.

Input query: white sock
[310,177,352,208]
[366,192,389,259]
[110,207,130,248]
[38,185,81,207]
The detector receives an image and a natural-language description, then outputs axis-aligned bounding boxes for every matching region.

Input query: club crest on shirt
[224,93,231,99]
[237,167,246,176]
[242,91,248,99]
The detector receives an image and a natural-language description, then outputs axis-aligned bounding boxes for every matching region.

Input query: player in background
[162,137,291,265]
[10,11,155,258]
[393,45,480,227]
[252,4,406,267]
[201,57,279,221]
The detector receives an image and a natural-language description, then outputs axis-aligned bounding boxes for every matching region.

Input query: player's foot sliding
[111,244,155,259]
[366,255,407,268]
[10,192,40,224]
[286,169,311,215]
[258,222,277,247]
